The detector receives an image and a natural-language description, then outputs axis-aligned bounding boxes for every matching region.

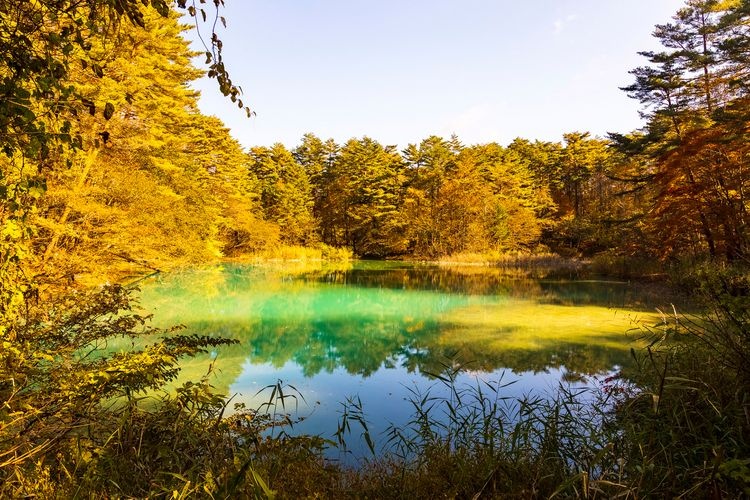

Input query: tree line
[255,0,750,264]
[4,0,747,295]
[250,132,606,258]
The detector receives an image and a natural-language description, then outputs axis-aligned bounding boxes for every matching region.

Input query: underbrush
[587,252,667,280]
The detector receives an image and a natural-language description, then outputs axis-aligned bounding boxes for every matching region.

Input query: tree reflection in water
[134,262,671,395]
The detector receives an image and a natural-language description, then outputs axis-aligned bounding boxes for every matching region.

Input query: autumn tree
[249,144,317,246]
[0,0,246,335]
[320,137,407,257]
[401,136,460,256]
[29,11,272,285]
[0,2,267,493]
[431,150,497,255]
[619,0,750,260]
[469,142,553,250]
[293,133,340,242]
[184,115,277,257]
[506,138,563,194]
[553,133,611,218]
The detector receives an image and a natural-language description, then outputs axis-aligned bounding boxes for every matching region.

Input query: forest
[1,0,749,498]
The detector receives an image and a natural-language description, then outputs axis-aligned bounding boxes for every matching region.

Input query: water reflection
[129,262,676,454]
[136,262,664,398]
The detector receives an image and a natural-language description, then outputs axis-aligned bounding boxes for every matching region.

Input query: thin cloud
[440,103,508,144]
[553,14,578,35]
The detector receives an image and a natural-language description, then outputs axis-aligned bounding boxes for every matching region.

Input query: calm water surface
[136,261,664,455]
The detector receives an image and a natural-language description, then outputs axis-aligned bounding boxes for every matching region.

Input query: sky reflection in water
[136,261,663,455]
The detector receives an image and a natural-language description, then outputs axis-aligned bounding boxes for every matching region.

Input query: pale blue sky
[188,1,686,149]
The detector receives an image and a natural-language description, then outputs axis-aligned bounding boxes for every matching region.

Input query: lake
[136,260,665,458]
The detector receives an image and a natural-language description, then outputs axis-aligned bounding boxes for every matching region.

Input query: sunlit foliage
[617,0,750,261]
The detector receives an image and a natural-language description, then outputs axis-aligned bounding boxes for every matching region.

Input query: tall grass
[612,264,750,497]
[250,243,353,262]
[326,266,750,498]
[437,250,583,270]
[5,336,748,498]
[331,365,630,499]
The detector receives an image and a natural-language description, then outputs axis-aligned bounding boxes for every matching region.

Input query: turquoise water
[136,261,663,457]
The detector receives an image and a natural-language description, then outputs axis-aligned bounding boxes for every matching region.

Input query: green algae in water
[133,261,666,453]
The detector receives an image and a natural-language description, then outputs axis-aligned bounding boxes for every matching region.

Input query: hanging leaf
[103,102,115,120]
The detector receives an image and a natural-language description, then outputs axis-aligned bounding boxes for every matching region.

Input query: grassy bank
[239,244,354,263]
[434,250,586,275]
[434,250,671,282]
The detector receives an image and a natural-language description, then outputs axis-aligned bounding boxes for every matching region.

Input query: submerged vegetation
[1,0,749,497]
